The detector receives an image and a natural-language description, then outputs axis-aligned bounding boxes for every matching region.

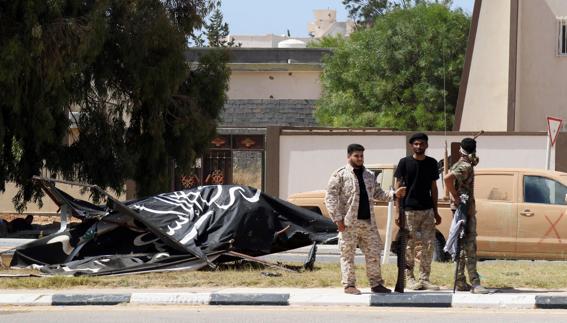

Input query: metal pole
[443,140,449,200]
[545,134,551,170]
[382,198,394,264]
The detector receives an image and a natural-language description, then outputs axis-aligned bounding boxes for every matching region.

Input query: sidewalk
[0,287,566,309]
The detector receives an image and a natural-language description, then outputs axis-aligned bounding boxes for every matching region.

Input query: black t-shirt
[394,156,439,210]
[353,168,370,220]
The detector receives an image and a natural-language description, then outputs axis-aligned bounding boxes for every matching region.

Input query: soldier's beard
[349,160,363,168]
[413,149,425,156]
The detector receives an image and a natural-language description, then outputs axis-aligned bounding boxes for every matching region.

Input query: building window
[558,19,567,56]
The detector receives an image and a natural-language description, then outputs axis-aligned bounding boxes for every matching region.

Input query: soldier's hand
[335,220,346,232]
[395,186,407,198]
[453,198,461,208]
[434,212,442,225]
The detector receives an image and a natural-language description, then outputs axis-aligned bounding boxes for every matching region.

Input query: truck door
[517,175,567,259]
[474,172,518,256]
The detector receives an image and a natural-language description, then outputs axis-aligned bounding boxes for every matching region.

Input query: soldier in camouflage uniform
[444,138,488,294]
[325,144,406,295]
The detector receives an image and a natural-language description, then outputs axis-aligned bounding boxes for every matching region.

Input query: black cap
[409,132,428,144]
[461,138,476,154]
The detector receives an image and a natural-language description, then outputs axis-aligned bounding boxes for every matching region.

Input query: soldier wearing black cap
[444,138,488,294]
[394,132,442,290]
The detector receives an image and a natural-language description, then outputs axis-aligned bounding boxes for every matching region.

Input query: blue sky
[221,0,475,37]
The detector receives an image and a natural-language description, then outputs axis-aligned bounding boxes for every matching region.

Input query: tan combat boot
[420,280,440,291]
[406,270,423,290]
[471,284,489,294]
[344,286,362,295]
[406,277,423,290]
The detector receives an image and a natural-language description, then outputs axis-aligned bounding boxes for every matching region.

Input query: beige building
[186,48,329,127]
[307,9,355,38]
[456,0,567,171]
[228,9,353,48]
[225,49,323,101]
[227,34,311,48]
[456,0,567,134]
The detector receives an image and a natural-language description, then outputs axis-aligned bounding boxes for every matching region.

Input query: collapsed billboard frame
[8,177,337,276]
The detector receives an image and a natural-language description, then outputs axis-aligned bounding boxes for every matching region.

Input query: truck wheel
[433,231,450,262]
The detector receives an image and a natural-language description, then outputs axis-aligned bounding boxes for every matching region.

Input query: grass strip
[1,261,566,290]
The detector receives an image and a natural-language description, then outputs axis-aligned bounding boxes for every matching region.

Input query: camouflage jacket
[450,157,475,209]
[325,164,394,226]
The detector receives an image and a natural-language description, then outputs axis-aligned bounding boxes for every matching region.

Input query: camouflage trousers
[455,204,481,285]
[338,219,384,288]
[404,209,436,282]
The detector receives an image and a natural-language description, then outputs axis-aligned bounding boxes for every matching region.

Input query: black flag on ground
[11,181,337,276]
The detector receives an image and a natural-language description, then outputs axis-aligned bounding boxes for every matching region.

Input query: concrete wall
[227,71,321,100]
[515,0,567,131]
[278,132,553,199]
[279,134,407,199]
[427,134,553,169]
[460,0,511,131]
[3,131,557,213]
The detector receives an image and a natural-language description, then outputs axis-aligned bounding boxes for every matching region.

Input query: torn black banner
[11,182,337,276]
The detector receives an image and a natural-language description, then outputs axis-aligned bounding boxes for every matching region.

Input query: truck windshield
[524,176,567,205]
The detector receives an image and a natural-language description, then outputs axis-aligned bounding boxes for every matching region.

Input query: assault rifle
[451,194,469,293]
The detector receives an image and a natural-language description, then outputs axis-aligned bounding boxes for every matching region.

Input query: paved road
[260,244,398,264]
[2,306,567,323]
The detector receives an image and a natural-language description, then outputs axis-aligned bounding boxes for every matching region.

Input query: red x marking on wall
[538,212,565,244]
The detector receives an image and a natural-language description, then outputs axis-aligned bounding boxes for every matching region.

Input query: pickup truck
[287,165,567,261]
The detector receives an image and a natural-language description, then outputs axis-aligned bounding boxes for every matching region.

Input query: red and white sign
[547,116,563,147]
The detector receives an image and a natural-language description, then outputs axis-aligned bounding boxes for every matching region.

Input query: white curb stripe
[130,292,211,305]
[452,294,536,309]
[288,293,371,306]
[0,294,53,306]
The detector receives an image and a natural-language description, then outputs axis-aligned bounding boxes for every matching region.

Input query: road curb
[0,293,52,306]
[288,293,370,306]
[371,293,452,307]
[1,291,567,308]
[535,296,567,309]
[130,292,211,305]
[210,293,289,306]
[51,294,131,306]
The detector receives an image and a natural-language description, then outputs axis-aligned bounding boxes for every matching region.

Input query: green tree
[189,1,239,47]
[342,0,391,25]
[0,0,230,210]
[205,8,235,47]
[343,0,453,25]
[316,3,469,131]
